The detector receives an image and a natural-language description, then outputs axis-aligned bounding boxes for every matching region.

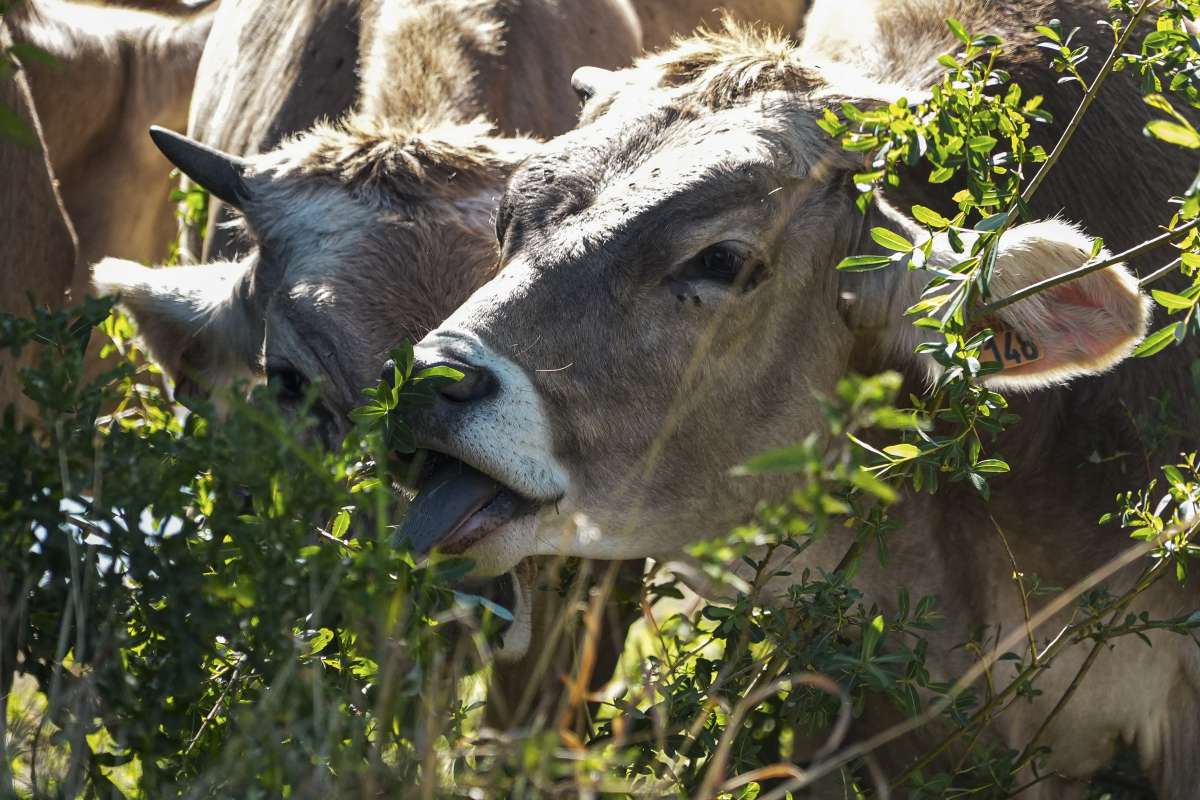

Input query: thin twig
[1013,550,1174,770]
[1138,255,1183,289]
[762,523,1182,796]
[184,663,242,756]
[990,515,1038,665]
[977,216,1200,317]
[699,672,851,800]
[1017,0,1156,210]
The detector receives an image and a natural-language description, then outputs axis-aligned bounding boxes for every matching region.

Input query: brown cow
[184,0,811,262]
[397,3,1199,796]
[0,21,78,420]
[182,0,364,262]
[92,0,644,725]
[10,0,212,266]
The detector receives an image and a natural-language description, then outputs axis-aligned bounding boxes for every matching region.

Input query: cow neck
[356,0,502,130]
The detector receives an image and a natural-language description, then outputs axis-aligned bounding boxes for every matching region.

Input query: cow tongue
[398,459,501,556]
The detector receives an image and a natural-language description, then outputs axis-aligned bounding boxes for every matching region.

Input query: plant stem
[1012,545,1183,772]
[990,515,1038,665]
[972,0,1159,316]
[976,216,1200,317]
[1017,0,1155,211]
[1138,255,1184,288]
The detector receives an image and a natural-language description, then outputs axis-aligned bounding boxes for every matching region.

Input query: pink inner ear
[1059,324,1106,360]
[1049,283,1105,310]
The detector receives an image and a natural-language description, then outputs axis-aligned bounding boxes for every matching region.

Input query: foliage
[0,302,511,797]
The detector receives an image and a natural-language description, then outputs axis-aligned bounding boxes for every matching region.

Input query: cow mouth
[396,452,540,557]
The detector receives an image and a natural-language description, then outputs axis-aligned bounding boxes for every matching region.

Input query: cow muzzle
[390,328,570,575]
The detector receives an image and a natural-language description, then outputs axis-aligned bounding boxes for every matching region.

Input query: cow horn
[149,126,249,209]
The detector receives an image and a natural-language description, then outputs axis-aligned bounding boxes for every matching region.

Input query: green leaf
[0,102,33,146]
[413,365,465,382]
[1132,322,1184,357]
[1151,289,1196,311]
[386,421,417,454]
[973,458,1011,473]
[911,205,951,228]
[967,135,998,152]
[8,42,57,67]
[1163,464,1185,487]
[306,628,335,655]
[946,17,970,44]
[883,443,921,460]
[348,404,387,423]
[389,341,415,382]
[870,227,914,252]
[837,255,893,272]
[1144,119,1200,149]
[1034,24,1060,43]
[929,166,956,183]
[850,467,897,503]
[330,509,351,539]
[862,614,885,658]
[733,441,814,475]
[974,211,1009,232]
[348,403,388,423]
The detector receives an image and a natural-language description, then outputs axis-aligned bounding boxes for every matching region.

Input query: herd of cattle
[4,0,1200,795]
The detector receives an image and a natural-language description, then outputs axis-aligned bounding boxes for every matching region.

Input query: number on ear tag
[979,323,1042,368]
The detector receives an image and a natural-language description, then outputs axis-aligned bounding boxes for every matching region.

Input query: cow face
[94,117,543,659]
[94,118,538,445]
[399,31,1150,577]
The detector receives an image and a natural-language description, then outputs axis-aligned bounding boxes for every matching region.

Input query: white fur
[413,326,569,575]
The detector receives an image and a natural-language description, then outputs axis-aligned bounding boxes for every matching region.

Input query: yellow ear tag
[979,323,1042,369]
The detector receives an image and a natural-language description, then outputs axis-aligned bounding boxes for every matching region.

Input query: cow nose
[379,356,495,403]
[435,358,495,402]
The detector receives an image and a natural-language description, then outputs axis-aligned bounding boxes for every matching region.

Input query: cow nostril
[379,359,397,385]
[439,364,495,403]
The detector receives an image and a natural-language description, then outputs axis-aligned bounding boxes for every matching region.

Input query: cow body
[93,0,647,723]
[10,0,212,266]
[0,21,78,421]
[399,1,1199,794]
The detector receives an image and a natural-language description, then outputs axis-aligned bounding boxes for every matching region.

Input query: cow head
[400,26,1151,577]
[93,117,541,658]
[94,117,538,440]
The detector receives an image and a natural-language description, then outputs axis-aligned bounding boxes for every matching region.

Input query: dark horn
[149,125,250,209]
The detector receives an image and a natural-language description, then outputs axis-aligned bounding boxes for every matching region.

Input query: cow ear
[971,220,1150,390]
[91,258,261,397]
[571,66,619,103]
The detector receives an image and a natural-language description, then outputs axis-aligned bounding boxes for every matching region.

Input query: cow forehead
[508,102,829,262]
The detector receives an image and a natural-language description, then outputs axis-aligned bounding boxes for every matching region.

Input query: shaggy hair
[254,114,537,202]
[646,19,823,109]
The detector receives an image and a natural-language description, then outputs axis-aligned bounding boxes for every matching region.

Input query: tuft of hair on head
[646,15,822,109]
[252,113,539,200]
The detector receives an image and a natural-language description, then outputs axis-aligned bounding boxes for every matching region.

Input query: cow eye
[267,364,309,401]
[495,195,514,245]
[681,243,765,290]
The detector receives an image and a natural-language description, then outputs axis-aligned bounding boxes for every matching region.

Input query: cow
[92,0,647,727]
[396,2,1200,796]
[183,0,811,263]
[631,0,806,50]
[0,21,78,421]
[9,0,213,267]
[182,0,366,262]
